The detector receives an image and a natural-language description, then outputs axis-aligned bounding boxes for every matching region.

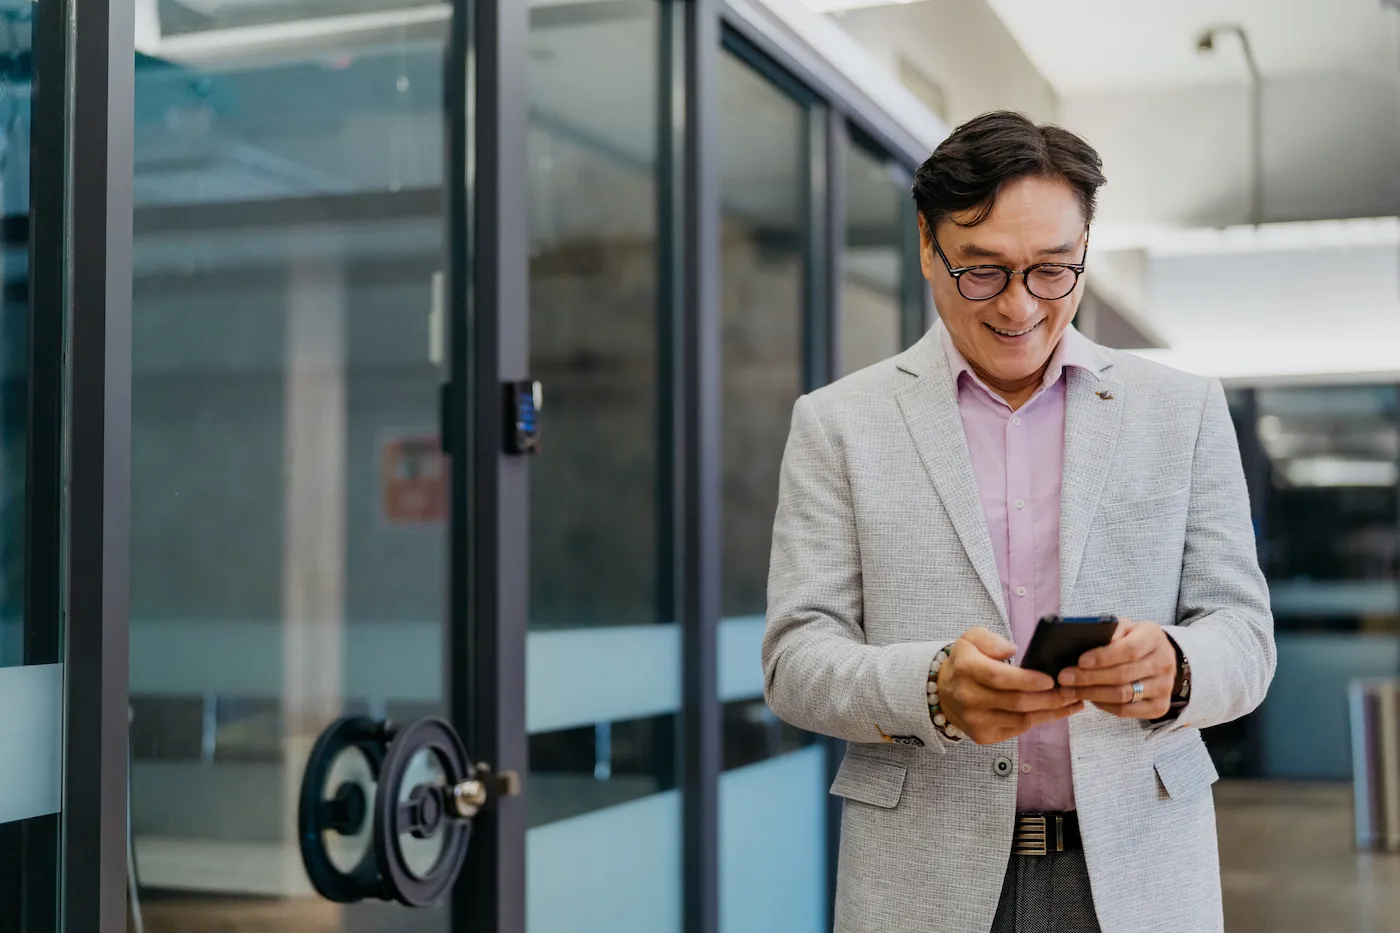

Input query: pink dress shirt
[939,324,1100,813]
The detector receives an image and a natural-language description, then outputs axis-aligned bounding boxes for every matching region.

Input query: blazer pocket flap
[830,751,907,809]
[1154,737,1220,801]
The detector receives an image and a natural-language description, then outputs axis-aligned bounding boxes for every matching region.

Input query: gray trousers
[990,851,1102,933]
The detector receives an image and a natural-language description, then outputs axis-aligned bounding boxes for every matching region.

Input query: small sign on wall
[380,430,446,526]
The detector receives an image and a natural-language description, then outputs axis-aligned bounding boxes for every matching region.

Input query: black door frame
[448,0,530,930]
[64,0,134,927]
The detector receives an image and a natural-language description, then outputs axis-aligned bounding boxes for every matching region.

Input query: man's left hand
[1058,620,1177,720]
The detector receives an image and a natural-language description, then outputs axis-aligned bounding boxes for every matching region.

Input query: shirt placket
[1005,404,1038,802]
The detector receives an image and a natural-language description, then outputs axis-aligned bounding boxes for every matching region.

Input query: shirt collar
[938,321,1100,399]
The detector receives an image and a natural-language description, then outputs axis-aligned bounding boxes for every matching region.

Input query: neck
[968,359,1051,411]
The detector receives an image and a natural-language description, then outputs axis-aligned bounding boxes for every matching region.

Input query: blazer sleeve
[1155,378,1276,735]
[762,394,949,750]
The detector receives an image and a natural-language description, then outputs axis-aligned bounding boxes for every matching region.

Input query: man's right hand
[937,627,1083,745]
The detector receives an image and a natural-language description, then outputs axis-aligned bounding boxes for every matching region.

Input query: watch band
[1170,652,1191,709]
[1153,634,1190,723]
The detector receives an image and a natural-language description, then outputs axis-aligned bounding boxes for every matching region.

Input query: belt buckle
[1012,815,1062,857]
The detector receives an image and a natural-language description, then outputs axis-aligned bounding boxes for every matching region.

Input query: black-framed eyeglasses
[931,229,1089,301]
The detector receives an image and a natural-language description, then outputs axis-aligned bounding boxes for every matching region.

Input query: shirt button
[1014,498,1026,509]
[1015,586,1027,597]
[1021,762,1032,774]
[1012,415,1022,426]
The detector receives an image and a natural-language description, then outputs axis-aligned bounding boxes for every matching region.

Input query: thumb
[960,626,1017,661]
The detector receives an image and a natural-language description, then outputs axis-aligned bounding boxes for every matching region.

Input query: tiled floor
[135,781,1400,932]
[1217,781,1400,933]
[140,897,338,933]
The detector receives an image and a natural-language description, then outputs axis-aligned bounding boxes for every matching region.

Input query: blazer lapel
[1060,363,1125,605]
[895,336,1009,631]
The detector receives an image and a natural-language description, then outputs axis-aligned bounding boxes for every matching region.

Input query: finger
[1025,702,1085,727]
[1060,652,1171,688]
[962,683,1080,713]
[1096,697,1171,720]
[963,651,1056,692]
[1109,620,1132,641]
[960,626,1018,661]
[1066,674,1172,706]
[968,703,1086,744]
[1078,623,1156,669]
[957,708,1023,745]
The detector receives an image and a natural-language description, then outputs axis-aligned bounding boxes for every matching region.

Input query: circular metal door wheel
[374,717,476,907]
[297,716,392,903]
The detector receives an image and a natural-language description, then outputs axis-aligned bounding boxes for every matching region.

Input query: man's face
[920,175,1088,388]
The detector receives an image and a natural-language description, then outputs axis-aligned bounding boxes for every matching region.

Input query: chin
[984,344,1049,378]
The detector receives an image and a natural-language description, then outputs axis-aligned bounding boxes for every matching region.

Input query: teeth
[989,323,1037,337]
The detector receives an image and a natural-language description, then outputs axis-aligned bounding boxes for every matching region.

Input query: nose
[996,273,1039,322]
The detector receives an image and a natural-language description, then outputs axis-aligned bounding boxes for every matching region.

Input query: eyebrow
[959,241,1079,262]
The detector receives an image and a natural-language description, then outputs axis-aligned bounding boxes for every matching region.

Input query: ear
[917,214,936,281]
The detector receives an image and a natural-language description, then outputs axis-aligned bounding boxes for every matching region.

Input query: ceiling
[984,0,1400,93]
[1124,226,1400,380]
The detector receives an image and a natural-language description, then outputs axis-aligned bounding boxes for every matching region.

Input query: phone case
[1020,615,1119,680]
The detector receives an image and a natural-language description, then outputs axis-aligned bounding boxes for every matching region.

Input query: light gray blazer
[763,326,1275,933]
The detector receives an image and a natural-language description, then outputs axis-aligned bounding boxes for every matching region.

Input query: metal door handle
[298,715,515,907]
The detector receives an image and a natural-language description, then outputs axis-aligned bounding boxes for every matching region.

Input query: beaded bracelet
[927,646,966,743]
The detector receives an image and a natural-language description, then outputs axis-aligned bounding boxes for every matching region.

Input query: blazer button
[993,756,1013,777]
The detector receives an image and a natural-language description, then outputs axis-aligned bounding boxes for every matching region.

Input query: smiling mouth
[984,321,1041,338]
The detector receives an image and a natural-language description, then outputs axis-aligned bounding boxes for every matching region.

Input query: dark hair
[912,111,1106,230]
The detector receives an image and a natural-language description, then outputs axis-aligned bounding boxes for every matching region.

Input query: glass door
[0,0,62,925]
[127,2,469,930]
[839,127,926,376]
[714,42,827,933]
[523,3,685,930]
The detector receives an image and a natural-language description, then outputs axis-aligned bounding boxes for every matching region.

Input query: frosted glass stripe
[718,615,766,702]
[0,663,63,824]
[131,619,282,696]
[131,619,682,735]
[129,618,443,698]
[720,746,828,933]
[527,625,680,734]
[1269,580,1399,618]
[527,790,682,933]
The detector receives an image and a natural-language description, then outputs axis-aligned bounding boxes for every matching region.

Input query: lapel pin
[1096,390,1114,401]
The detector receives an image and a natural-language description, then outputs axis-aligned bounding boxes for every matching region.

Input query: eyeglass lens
[960,266,1078,301]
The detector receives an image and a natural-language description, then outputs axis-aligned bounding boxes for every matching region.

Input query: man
[763,111,1274,933]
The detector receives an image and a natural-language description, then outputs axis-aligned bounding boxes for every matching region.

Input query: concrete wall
[832,0,1058,126]
[1061,72,1400,227]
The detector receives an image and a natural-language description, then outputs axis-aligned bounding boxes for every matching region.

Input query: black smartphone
[1020,615,1119,681]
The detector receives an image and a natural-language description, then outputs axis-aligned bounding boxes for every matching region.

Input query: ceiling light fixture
[800,0,924,12]
[1196,24,1263,227]
[1092,217,1400,255]
[1282,458,1398,488]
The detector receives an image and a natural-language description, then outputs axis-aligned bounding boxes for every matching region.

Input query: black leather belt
[1012,811,1081,856]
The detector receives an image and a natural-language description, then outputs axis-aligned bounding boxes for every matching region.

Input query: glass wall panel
[1252,385,1400,630]
[1226,384,1400,780]
[840,134,905,374]
[718,50,805,629]
[1,1,61,925]
[716,46,824,933]
[523,3,680,931]
[129,9,450,932]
